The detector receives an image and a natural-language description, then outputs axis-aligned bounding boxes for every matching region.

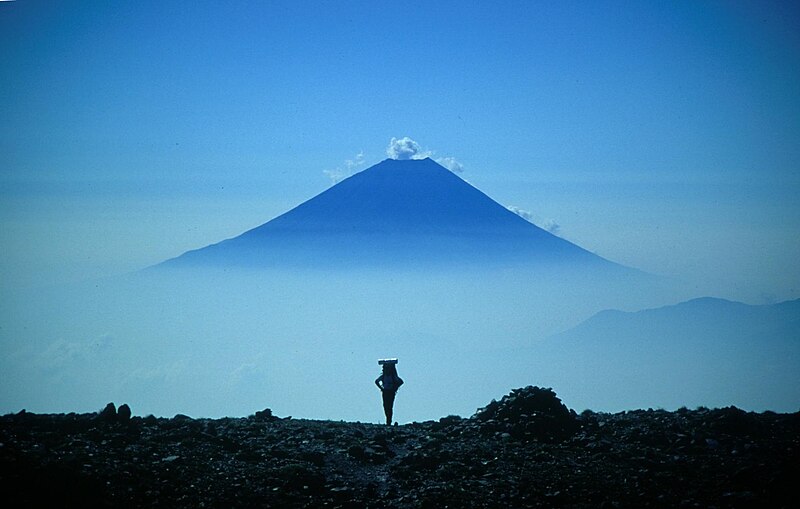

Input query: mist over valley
[2,159,795,422]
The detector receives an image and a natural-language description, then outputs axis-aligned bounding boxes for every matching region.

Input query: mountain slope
[158,158,629,271]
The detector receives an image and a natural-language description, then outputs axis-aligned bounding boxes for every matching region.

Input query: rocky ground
[1,387,798,508]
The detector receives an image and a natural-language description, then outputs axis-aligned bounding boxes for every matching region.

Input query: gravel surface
[2,387,798,508]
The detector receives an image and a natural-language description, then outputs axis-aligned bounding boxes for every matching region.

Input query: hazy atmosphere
[2,1,799,422]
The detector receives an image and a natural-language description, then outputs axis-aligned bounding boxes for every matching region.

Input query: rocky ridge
[2,387,798,508]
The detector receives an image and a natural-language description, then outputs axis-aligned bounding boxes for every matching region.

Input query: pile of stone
[472,386,579,441]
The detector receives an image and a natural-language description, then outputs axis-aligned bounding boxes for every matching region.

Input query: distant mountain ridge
[533,297,800,412]
[572,297,800,339]
[158,158,632,271]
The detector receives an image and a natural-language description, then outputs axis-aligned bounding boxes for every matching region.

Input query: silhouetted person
[375,362,404,425]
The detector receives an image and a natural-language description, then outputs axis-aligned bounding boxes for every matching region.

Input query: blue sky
[2,0,799,300]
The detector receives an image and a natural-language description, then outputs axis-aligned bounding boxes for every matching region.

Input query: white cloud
[540,218,561,235]
[345,150,365,170]
[435,156,464,173]
[386,136,431,160]
[324,150,367,184]
[386,137,465,174]
[323,169,344,183]
[507,205,534,222]
[507,206,561,235]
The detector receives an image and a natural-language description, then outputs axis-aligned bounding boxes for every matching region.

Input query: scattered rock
[1,393,797,508]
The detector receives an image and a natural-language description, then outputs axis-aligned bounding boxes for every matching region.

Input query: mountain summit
[159,158,627,271]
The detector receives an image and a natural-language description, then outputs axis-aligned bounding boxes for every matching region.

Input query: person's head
[383,363,398,376]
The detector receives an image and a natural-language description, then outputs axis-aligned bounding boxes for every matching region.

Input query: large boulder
[117,403,132,422]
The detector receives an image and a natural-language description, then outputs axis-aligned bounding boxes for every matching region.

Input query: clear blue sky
[2,0,799,301]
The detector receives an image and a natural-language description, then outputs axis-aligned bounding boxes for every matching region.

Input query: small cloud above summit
[386,137,465,173]
[386,137,431,160]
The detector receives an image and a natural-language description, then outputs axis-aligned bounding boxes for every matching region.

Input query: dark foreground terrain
[2,387,798,508]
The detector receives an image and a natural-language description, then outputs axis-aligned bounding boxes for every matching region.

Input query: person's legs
[382,390,396,425]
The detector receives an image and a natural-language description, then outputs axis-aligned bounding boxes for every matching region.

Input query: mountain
[157,158,630,271]
[2,158,666,421]
[527,297,800,412]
